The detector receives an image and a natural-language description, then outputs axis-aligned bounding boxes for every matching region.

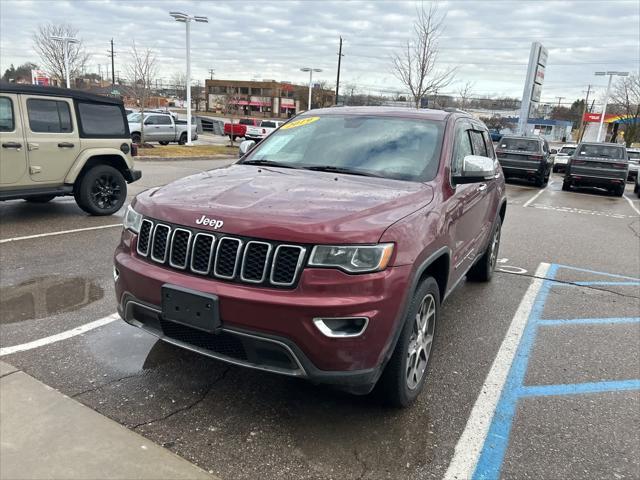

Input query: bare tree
[609,74,640,146]
[32,23,89,86]
[170,72,187,100]
[457,81,475,110]
[391,3,456,109]
[126,42,157,144]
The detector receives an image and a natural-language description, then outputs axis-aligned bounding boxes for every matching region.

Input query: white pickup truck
[245,120,284,142]
[128,112,197,145]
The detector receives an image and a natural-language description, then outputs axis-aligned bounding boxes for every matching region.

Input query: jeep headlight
[123,205,143,233]
[308,244,394,273]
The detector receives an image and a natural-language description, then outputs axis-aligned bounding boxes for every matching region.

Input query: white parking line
[522,182,552,208]
[0,224,121,244]
[623,194,640,216]
[443,262,550,480]
[0,313,119,356]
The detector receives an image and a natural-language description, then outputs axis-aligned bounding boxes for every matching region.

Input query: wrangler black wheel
[75,165,126,216]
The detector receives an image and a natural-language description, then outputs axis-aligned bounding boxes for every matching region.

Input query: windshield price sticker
[281,116,320,130]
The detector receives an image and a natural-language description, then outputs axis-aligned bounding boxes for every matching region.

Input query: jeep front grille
[137,219,306,288]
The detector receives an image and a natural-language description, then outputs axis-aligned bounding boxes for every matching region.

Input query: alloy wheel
[90,174,122,211]
[406,293,436,390]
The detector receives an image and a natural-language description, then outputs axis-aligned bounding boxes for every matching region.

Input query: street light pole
[594,71,629,142]
[170,11,208,146]
[300,67,322,111]
[50,35,79,88]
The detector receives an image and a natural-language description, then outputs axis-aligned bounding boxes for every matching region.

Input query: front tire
[25,195,56,203]
[467,216,502,282]
[159,141,169,146]
[378,278,439,408]
[74,165,127,216]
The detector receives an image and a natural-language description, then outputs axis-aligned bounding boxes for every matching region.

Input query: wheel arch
[66,151,132,187]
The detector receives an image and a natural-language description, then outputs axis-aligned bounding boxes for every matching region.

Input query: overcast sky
[1,0,638,106]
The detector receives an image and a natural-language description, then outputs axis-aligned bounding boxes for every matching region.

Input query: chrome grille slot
[169,228,192,269]
[271,245,306,286]
[136,219,153,256]
[241,241,272,283]
[150,224,171,263]
[190,233,215,274]
[214,237,243,279]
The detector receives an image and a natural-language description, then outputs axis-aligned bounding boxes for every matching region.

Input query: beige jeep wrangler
[0,84,141,215]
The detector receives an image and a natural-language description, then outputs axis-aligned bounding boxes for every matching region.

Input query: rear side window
[78,102,126,136]
[470,130,488,157]
[27,99,72,133]
[0,97,14,132]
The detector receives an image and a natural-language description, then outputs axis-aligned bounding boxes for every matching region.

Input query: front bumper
[114,232,411,391]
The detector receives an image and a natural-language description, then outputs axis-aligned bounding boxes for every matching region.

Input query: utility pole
[335,36,343,105]
[577,84,591,143]
[209,68,215,80]
[555,96,564,107]
[109,39,115,85]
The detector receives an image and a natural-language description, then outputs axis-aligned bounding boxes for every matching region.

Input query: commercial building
[205,79,334,118]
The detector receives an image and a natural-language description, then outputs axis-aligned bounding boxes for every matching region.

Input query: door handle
[2,142,22,149]
[58,142,75,148]
[478,183,487,192]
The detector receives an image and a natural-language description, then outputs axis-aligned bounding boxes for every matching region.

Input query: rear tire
[614,185,625,197]
[74,165,127,216]
[178,133,187,145]
[131,133,141,144]
[25,195,56,203]
[562,180,571,191]
[159,141,169,146]
[467,216,502,282]
[378,277,439,408]
[534,174,545,188]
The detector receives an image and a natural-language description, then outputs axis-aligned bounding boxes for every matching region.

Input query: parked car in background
[128,112,197,145]
[224,118,259,141]
[0,84,140,215]
[489,129,502,142]
[115,106,506,407]
[245,119,285,142]
[495,135,552,187]
[626,148,639,181]
[552,144,577,173]
[563,142,628,196]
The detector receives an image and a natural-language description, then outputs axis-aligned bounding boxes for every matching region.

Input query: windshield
[577,144,625,159]
[627,151,640,160]
[559,147,576,155]
[241,115,444,182]
[498,138,540,152]
[127,113,142,122]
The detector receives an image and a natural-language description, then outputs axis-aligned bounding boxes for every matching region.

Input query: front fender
[64,148,133,184]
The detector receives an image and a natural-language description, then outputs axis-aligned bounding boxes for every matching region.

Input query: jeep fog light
[123,205,143,233]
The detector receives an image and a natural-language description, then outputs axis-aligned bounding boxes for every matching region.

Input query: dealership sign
[518,42,548,135]
[582,112,618,123]
[31,69,50,86]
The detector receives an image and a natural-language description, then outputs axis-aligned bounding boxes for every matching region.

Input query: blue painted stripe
[472,264,558,480]
[538,317,640,326]
[553,264,640,281]
[520,379,640,398]
[550,281,640,287]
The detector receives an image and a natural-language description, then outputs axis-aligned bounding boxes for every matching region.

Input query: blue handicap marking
[472,263,640,480]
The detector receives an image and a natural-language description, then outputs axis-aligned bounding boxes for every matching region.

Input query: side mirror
[453,155,496,184]
[238,140,256,158]
[550,149,558,155]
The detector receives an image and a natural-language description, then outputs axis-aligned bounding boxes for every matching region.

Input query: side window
[156,115,172,125]
[482,131,496,159]
[0,97,14,132]
[77,102,126,136]
[27,99,72,133]
[470,130,488,157]
[452,124,473,176]
[144,116,159,125]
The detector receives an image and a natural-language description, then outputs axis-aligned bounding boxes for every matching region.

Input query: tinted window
[470,130,488,157]
[239,118,254,125]
[27,99,72,133]
[498,137,540,152]
[627,151,640,160]
[452,125,473,176]
[155,115,172,125]
[559,147,576,155]
[0,97,14,132]
[244,115,444,182]
[577,144,625,159]
[261,121,277,128]
[144,115,160,125]
[78,102,126,136]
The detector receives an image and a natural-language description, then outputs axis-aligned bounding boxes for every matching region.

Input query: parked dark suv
[563,142,628,196]
[495,135,552,187]
[114,107,507,407]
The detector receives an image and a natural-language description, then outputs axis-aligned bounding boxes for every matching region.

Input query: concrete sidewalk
[0,361,216,480]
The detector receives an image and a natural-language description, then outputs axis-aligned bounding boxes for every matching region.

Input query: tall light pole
[170,11,208,146]
[50,35,79,88]
[300,67,322,111]
[594,71,629,142]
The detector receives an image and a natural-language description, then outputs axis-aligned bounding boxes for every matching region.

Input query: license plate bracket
[161,284,221,334]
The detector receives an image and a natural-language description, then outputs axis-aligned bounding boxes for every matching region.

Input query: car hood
[134,164,434,244]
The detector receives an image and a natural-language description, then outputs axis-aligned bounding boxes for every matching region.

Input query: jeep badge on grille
[195,215,224,229]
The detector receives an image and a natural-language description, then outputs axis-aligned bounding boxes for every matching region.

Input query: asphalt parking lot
[1,159,639,480]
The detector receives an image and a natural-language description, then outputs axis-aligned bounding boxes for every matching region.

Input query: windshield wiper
[303,165,383,178]
[241,159,299,169]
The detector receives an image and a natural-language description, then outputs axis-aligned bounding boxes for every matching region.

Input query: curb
[136,155,236,162]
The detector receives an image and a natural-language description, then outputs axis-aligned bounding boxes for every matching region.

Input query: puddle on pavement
[0,276,104,324]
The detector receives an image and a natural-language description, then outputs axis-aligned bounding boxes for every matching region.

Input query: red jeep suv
[115,107,506,407]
